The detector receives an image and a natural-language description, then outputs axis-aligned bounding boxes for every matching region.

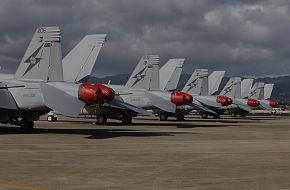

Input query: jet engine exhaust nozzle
[217,96,232,106]
[247,99,260,107]
[171,92,193,106]
[270,100,279,108]
[78,83,115,104]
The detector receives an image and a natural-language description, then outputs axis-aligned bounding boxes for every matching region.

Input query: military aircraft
[159,63,233,119]
[249,82,279,110]
[0,27,119,130]
[52,45,194,124]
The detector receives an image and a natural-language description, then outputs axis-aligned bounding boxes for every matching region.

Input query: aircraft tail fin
[241,79,254,98]
[182,69,208,95]
[220,77,242,98]
[159,58,184,91]
[264,83,274,100]
[249,82,264,99]
[125,55,160,90]
[15,27,63,82]
[63,34,106,83]
[208,71,225,95]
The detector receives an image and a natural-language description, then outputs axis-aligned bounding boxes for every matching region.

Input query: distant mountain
[81,74,290,104]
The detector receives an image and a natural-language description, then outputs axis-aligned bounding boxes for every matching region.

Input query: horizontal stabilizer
[232,99,252,113]
[0,87,18,110]
[146,91,176,113]
[195,96,221,108]
[105,100,152,115]
[259,101,273,112]
[190,99,217,115]
[40,83,85,117]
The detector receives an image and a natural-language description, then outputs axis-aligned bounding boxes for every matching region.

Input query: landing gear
[96,114,107,125]
[122,116,132,125]
[159,113,168,121]
[47,115,57,122]
[20,120,34,131]
[176,115,185,121]
[201,113,208,119]
[240,113,246,117]
[231,112,237,117]
[213,114,220,119]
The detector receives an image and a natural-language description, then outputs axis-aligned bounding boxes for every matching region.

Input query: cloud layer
[0,0,290,77]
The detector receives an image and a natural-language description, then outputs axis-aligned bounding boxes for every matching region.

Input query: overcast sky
[0,0,290,77]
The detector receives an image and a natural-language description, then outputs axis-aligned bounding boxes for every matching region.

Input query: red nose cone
[217,96,232,106]
[171,91,187,106]
[96,84,115,101]
[270,100,279,108]
[247,99,260,107]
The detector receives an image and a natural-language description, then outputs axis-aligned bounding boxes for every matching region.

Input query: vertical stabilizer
[220,77,242,98]
[249,82,265,99]
[15,27,63,82]
[208,71,225,95]
[264,84,274,100]
[241,79,254,98]
[63,34,106,83]
[125,55,160,90]
[182,69,208,95]
[160,58,184,91]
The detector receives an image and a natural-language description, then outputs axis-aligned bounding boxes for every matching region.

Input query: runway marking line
[0,184,46,190]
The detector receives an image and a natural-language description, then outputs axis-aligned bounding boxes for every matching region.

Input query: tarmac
[0,114,290,190]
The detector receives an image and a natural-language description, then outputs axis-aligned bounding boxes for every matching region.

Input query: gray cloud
[0,0,289,77]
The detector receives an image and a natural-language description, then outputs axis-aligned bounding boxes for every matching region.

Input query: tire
[53,117,58,122]
[20,121,34,131]
[159,114,168,121]
[122,116,132,125]
[96,115,107,125]
[213,114,220,119]
[201,113,208,119]
[176,115,185,121]
[240,114,246,118]
[231,112,237,117]
[47,115,54,122]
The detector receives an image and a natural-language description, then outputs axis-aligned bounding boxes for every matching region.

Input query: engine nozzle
[217,96,232,106]
[78,83,115,104]
[247,99,260,107]
[270,100,279,108]
[171,92,193,106]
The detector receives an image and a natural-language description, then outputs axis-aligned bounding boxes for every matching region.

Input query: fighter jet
[47,34,152,123]
[159,63,232,119]
[57,46,194,124]
[248,82,279,111]
[0,27,122,130]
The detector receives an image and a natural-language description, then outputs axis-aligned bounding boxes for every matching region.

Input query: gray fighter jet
[0,27,119,130]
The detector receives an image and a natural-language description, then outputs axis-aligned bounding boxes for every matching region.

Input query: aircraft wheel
[53,117,58,122]
[20,120,34,131]
[47,115,55,122]
[231,112,237,117]
[201,113,208,119]
[96,115,107,125]
[176,115,185,121]
[213,114,220,119]
[240,113,246,118]
[160,113,168,121]
[122,116,132,125]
